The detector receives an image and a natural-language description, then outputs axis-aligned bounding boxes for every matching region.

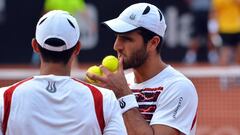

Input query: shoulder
[170,79,197,99]
[0,77,34,92]
[0,86,11,93]
[0,86,11,100]
[72,78,115,98]
[164,66,195,89]
[163,75,197,99]
[160,66,198,101]
[0,78,34,112]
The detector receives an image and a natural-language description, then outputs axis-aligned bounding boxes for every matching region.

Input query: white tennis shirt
[0,75,127,135]
[126,65,198,135]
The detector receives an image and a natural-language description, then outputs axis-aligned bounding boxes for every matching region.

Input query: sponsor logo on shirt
[173,97,183,118]
[46,81,57,93]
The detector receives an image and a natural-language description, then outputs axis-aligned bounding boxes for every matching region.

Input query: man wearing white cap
[87,3,198,135]
[0,10,127,135]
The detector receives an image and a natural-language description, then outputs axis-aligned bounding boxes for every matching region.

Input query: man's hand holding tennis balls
[86,55,131,98]
[86,55,118,83]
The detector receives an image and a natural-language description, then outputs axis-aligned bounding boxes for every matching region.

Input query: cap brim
[103,18,138,33]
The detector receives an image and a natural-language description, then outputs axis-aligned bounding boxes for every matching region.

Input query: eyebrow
[118,34,134,41]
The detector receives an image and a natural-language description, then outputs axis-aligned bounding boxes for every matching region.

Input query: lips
[117,53,123,59]
[117,54,125,64]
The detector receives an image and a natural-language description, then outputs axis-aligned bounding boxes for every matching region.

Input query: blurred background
[0,0,240,134]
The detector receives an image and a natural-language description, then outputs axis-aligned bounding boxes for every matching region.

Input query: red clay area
[192,77,240,135]
[0,65,240,135]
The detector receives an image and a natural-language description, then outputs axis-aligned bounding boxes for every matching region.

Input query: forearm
[123,108,154,135]
[236,0,240,4]
[122,108,180,135]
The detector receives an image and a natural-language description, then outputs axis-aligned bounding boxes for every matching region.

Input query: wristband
[118,94,139,114]
[208,19,219,33]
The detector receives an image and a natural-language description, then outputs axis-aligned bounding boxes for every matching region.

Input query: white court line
[177,66,240,77]
[0,69,86,79]
[0,66,240,79]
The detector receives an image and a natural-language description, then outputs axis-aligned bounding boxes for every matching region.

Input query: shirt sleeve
[101,89,127,135]
[150,79,198,135]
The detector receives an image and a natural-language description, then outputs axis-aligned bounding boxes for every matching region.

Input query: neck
[133,56,167,83]
[40,62,71,76]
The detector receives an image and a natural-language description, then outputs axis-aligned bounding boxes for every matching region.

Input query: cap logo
[142,6,150,15]
[39,17,47,25]
[67,19,75,29]
[158,10,163,21]
[129,14,136,20]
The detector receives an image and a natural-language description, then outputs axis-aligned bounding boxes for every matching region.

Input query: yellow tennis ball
[86,65,102,83]
[102,55,119,72]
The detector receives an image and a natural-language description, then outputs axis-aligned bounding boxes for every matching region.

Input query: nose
[113,36,123,51]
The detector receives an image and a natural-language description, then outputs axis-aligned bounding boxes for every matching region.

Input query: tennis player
[87,3,198,135]
[0,10,127,135]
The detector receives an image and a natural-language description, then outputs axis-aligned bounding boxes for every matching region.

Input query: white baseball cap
[103,3,167,37]
[35,10,80,52]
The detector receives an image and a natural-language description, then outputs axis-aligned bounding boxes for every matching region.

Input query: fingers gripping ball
[102,55,119,72]
[86,65,102,83]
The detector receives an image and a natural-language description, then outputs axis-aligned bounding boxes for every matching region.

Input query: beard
[122,44,148,70]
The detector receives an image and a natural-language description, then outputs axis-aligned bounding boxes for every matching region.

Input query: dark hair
[136,27,164,54]
[37,39,77,65]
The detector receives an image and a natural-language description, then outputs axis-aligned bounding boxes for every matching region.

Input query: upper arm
[150,80,198,135]
[152,124,180,135]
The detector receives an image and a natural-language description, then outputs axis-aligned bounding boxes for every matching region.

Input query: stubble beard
[123,45,148,70]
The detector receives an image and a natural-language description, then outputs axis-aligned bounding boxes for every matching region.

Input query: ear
[31,38,40,53]
[147,36,160,52]
[73,41,81,55]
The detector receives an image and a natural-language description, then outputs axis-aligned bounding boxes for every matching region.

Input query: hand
[209,33,222,47]
[86,57,132,98]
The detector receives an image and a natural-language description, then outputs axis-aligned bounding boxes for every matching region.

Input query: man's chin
[123,63,132,70]
[122,64,128,70]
